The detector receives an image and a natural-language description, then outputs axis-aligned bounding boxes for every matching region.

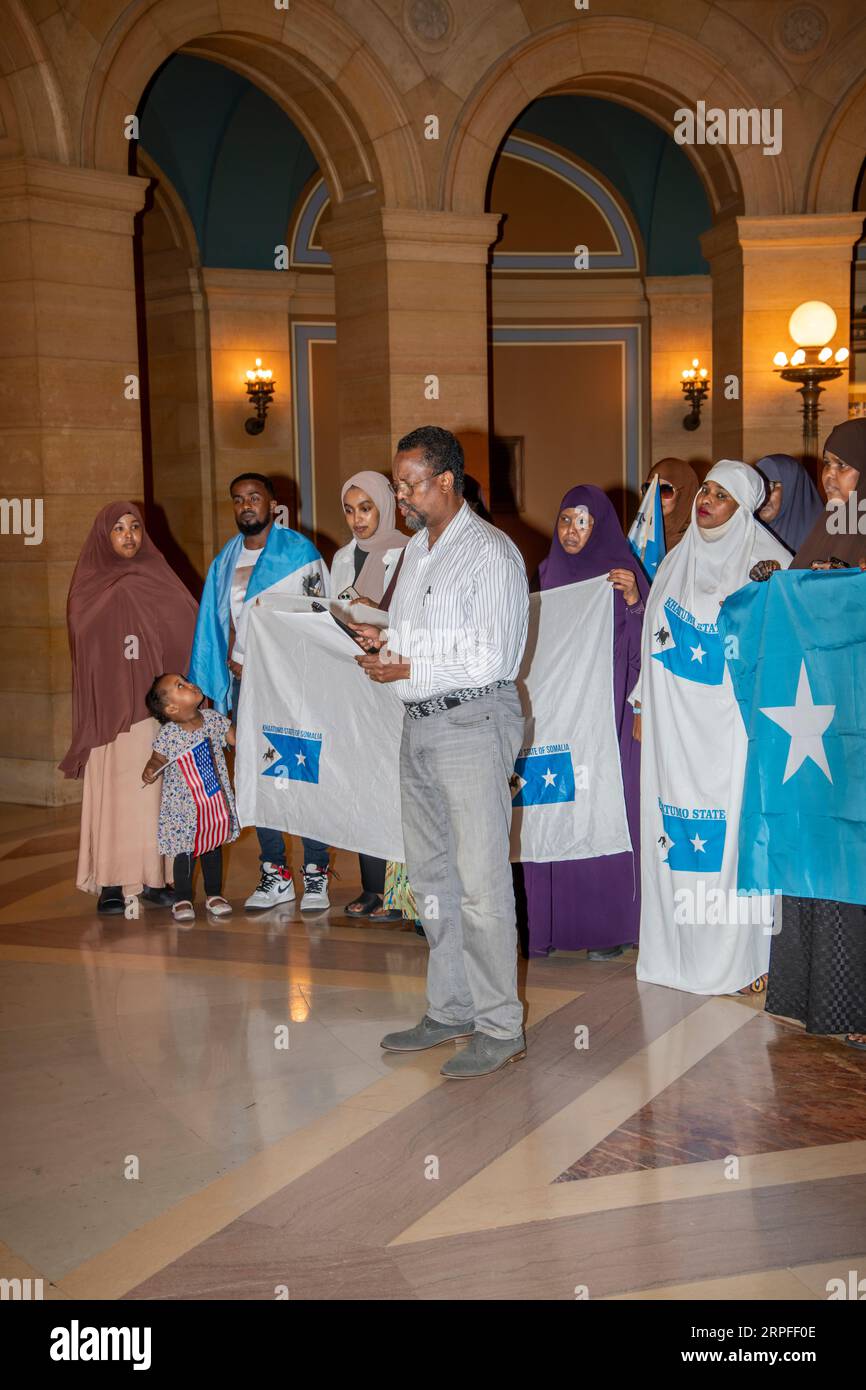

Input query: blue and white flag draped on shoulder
[718,568,866,907]
[189,524,328,713]
[628,474,666,580]
[633,460,791,995]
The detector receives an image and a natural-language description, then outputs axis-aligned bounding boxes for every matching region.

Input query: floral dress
[153,710,239,858]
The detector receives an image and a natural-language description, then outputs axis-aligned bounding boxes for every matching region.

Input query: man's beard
[403,508,427,532]
[237,516,269,536]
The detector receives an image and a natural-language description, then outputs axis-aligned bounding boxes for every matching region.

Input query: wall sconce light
[681,358,709,430]
[244,357,275,436]
[773,301,848,460]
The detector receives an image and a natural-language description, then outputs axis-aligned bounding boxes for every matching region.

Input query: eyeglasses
[641,481,677,498]
[389,474,434,499]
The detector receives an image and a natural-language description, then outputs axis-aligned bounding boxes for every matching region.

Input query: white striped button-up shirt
[386,501,529,701]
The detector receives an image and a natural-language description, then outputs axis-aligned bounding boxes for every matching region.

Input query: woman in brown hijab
[61,502,198,913]
[643,458,700,550]
[790,419,866,570]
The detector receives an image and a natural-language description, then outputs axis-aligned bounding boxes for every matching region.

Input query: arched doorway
[133,53,344,573]
[485,94,713,570]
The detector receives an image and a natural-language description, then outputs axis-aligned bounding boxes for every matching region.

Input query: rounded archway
[81,0,424,212]
[0,0,71,163]
[806,67,866,213]
[441,17,795,218]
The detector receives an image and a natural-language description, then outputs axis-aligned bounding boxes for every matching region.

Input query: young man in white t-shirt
[224,474,332,911]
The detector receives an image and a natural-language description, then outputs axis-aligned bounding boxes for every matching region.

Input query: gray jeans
[399,683,526,1040]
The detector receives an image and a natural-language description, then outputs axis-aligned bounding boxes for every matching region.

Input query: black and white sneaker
[300,864,330,910]
[244,862,296,910]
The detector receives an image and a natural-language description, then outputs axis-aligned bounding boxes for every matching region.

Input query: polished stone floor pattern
[0,803,863,1301]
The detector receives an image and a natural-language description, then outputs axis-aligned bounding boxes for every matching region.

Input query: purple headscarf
[755,454,823,554]
[524,483,647,957]
[538,485,650,604]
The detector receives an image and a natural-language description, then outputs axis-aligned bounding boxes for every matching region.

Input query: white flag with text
[511,577,632,863]
[235,604,405,861]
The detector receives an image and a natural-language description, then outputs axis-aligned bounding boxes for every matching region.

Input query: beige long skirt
[76,717,167,896]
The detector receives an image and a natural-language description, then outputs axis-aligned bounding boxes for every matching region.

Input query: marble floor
[0,803,864,1302]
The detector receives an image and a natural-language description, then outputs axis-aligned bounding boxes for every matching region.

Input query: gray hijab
[755,453,823,554]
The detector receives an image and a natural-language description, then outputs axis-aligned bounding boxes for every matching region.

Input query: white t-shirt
[230,544,262,632]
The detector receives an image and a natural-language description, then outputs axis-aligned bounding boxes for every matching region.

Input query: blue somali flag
[511,748,576,807]
[719,569,866,905]
[261,727,322,784]
[628,474,666,580]
[189,524,324,714]
[658,803,726,872]
[651,596,726,685]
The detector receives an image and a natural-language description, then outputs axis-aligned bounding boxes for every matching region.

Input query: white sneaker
[244,862,296,910]
[300,864,330,910]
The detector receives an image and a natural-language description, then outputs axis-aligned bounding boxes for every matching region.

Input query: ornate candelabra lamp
[773,302,849,461]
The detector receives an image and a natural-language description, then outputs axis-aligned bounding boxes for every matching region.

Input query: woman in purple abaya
[523,486,648,959]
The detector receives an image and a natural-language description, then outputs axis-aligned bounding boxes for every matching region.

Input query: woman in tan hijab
[643,458,700,551]
[331,472,409,920]
[330,471,407,605]
[61,502,198,914]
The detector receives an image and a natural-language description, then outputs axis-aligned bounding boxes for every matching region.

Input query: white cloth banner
[235,605,405,860]
[633,460,789,994]
[510,576,631,864]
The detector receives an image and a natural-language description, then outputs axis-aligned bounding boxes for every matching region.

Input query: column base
[0,758,83,807]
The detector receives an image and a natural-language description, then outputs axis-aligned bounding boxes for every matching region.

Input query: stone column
[702,213,864,465]
[319,205,500,496]
[644,275,713,470]
[0,159,148,805]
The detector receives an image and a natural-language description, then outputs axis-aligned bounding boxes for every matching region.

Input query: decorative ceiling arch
[802,15,866,213]
[806,73,866,213]
[491,136,641,273]
[135,148,201,269]
[80,0,424,212]
[0,0,71,163]
[290,136,643,274]
[290,175,331,269]
[441,18,794,219]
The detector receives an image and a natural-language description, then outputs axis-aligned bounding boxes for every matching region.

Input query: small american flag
[176,738,231,856]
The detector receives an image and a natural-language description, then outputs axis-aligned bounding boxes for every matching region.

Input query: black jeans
[359,854,386,895]
[230,675,330,871]
[173,849,222,901]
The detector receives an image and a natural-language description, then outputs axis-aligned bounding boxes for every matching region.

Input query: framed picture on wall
[490,435,524,513]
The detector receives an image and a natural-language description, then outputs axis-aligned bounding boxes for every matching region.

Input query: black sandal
[345,891,383,917]
[97,886,125,915]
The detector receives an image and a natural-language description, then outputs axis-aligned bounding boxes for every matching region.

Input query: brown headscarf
[340,470,408,603]
[646,458,700,549]
[59,501,198,778]
[791,419,866,570]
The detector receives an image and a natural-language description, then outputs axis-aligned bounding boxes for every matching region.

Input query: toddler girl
[142,674,238,923]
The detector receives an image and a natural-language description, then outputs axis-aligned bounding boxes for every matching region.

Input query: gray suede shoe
[380,1014,475,1053]
[440,1031,526,1079]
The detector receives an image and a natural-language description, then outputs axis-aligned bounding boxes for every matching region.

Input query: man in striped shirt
[351,426,530,1078]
